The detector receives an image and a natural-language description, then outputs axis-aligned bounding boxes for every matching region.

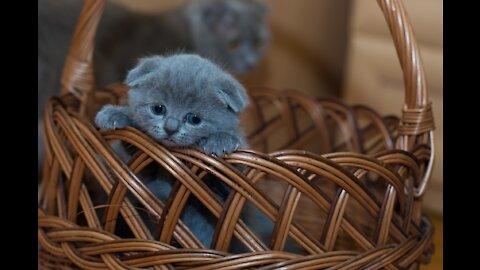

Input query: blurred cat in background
[38,0,269,171]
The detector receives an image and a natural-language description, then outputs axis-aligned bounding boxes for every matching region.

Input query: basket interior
[39,84,433,269]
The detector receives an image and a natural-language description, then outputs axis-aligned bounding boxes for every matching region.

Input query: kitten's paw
[198,133,245,156]
[95,105,131,130]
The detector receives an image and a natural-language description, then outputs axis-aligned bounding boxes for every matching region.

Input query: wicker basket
[38,0,436,269]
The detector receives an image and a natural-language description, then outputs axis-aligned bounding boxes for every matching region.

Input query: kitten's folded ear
[216,79,249,113]
[125,56,163,87]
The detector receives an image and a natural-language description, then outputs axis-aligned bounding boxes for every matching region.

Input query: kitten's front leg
[95,105,133,130]
[197,132,247,156]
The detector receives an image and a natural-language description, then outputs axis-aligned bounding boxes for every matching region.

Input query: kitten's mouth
[159,137,191,148]
[148,130,182,147]
[160,138,178,146]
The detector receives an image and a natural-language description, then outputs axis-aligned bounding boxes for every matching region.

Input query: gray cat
[38,0,268,114]
[95,54,249,247]
[38,0,269,172]
[95,54,249,155]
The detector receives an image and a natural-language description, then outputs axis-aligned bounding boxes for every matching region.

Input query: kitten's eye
[228,39,241,51]
[151,104,166,115]
[185,113,201,125]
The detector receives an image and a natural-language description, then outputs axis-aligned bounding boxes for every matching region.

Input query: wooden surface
[421,213,443,270]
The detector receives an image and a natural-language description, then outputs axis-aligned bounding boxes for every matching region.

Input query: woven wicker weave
[38,0,435,269]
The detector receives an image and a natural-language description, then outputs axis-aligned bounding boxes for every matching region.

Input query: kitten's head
[184,0,269,74]
[125,54,249,148]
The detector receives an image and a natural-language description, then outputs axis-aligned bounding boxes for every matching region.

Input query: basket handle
[60,0,434,197]
[60,0,434,130]
[59,0,106,115]
[376,0,435,197]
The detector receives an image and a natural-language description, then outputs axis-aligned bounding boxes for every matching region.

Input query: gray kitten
[95,54,249,155]
[38,0,268,171]
[95,54,248,247]
[38,0,268,108]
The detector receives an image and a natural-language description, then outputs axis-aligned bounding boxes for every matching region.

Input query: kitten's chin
[158,138,179,147]
[157,138,192,148]
[146,132,184,147]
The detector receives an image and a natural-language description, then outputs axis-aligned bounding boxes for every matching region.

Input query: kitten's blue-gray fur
[95,54,248,246]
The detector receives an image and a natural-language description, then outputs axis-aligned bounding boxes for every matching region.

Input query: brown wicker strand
[319,189,349,251]
[377,0,434,198]
[60,0,106,115]
[398,103,435,135]
[269,185,301,250]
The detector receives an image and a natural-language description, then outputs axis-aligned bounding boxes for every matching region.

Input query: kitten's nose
[164,127,176,136]
[164,118,179,136]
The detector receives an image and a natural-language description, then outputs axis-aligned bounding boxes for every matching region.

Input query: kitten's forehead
[138,55,229,108]
[157,88,223,115]
[150,80,219,103]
